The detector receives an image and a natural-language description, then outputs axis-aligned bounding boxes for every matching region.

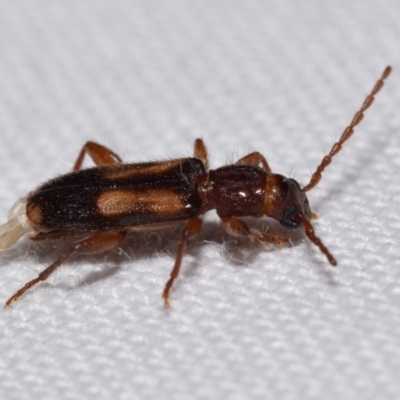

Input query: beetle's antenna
[302,217,337,266]
[303,66,392,192]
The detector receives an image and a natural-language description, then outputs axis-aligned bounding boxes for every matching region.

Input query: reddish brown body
[0,66,391,308]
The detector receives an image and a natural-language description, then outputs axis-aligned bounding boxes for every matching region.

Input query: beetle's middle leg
[73,141,123,171]
[162,217,203,308]
[193,138,209,171]
[5,230,127,308]
[220,216,287,245]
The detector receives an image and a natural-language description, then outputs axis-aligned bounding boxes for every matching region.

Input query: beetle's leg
[162,217,203,308]
[5,230,127,308]
[236,152,271,173]
[220,217,287,245]
[194,138,209,171]
[73,141,123,171]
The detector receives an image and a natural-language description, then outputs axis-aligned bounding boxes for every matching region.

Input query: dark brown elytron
[0,66,391,308]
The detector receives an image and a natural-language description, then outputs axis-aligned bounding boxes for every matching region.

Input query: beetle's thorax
[197,165,266,218]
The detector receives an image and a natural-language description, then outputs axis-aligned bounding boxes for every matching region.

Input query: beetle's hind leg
[73,141,123,171]
[162,217,203,308]
[5,230,127,308]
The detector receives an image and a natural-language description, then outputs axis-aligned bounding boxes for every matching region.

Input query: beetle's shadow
[0,218,312,289]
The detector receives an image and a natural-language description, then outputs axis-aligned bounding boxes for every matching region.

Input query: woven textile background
[0,1,399,399]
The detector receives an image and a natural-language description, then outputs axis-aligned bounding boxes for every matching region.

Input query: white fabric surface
[0,1,399,399]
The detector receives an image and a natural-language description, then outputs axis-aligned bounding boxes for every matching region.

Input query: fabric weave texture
[0,2,399,400]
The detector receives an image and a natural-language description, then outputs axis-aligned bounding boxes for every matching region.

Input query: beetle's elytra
[0,66,391,308]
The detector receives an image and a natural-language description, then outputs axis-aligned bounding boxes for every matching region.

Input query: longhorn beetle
[0,66,391,308]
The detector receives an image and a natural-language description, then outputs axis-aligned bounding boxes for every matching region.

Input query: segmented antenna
[303,66,392,192]
[302,217,337,266]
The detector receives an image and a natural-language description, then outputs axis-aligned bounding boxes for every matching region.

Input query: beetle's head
[264,173,336,266]
[260,67,391,267]
[264,174,311,228]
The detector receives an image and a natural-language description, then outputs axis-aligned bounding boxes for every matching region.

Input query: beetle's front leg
[73,141,123,171]
[236,152,271,173]
[5,230,128,308]
[162,217,203,308]
[220,216,287,245]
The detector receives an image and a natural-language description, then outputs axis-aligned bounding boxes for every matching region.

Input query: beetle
[0,66,391,308]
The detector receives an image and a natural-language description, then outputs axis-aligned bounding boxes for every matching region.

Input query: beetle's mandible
[0,66,391,308]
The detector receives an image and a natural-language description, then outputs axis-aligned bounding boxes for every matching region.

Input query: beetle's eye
[281,205,301,228]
